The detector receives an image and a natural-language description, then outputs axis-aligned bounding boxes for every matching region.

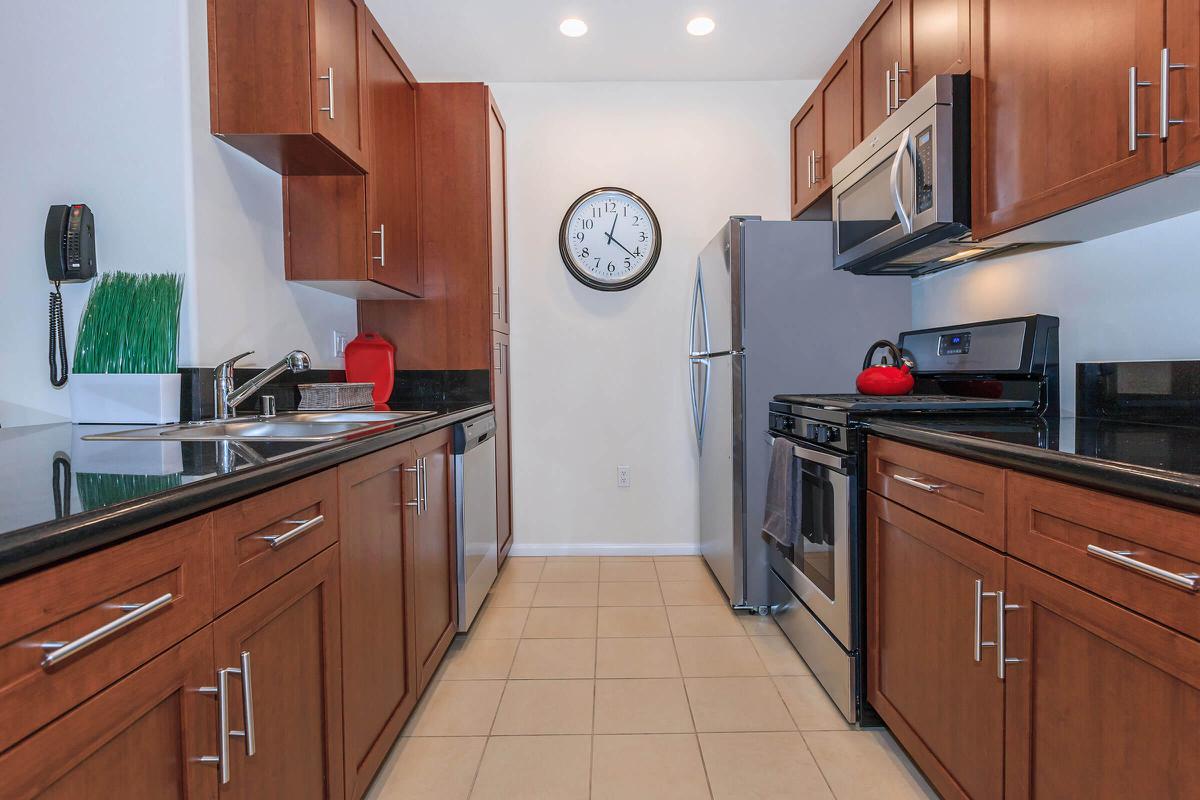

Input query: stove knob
[807,424,839,444]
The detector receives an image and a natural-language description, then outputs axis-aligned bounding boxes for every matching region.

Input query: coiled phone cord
[49,281,68,387]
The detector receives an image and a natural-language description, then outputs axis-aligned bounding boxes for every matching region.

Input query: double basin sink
[83,410,435,443]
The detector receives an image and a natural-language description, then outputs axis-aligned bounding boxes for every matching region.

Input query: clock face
[559,187,661,291]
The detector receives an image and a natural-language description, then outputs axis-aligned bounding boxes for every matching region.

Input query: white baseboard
[508,542,701,557]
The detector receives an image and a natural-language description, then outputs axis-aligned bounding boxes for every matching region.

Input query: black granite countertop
[0,402,491,581]
[867,414,1200,513]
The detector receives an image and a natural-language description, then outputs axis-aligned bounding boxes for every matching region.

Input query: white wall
[913,207,1200,414]
[0,0,356,428]
[491,80,814,555]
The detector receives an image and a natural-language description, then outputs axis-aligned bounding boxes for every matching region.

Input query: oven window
[837,158,900,255]
[796,461,837,600]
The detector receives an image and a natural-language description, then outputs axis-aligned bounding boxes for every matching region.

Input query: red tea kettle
[856,340,915,396]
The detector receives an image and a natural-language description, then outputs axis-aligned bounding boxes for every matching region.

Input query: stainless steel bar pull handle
[418,457,428,514]
[234,651,256,757]
[319,67,335,119]
[372,224,385,265]
[893,473,944,493]
[1129,65,1153,152]
[973,579,997,662]
[1162,48,1187,139]
[811,149,820,183]
[892,61,909,110]
[199,652,256,785]
[884,69,892,117]
[996,590,1021,680]
[493,288,502,317]
[405,464,421,512]
[260,515,324,550]
[40,593,174,669]
[1086,544,1200,591]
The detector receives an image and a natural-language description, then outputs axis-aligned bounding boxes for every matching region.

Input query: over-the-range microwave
[832,74,1025,276]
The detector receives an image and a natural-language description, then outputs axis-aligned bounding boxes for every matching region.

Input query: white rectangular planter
[69,373,181,425]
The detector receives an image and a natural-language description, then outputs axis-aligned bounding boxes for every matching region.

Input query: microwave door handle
[889,128,913,235]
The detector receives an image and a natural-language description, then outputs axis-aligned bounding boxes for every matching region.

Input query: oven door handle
[889,128,913,235]
[770,435,850,472]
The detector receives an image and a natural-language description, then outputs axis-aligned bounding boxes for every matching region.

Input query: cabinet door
[338,445,418,800]
[411,428,458,692]
[364,11,421,296]
[1167,0,1200,171]
[488,93,510,333]
[867,495,1005,800]
[214,547,344,800]
[1003,558,1200,799]
[492,332,513,565]
[907,0,970,89]
[312,0,369,170]
[789,99,823,218]
[818,46,856,193]
[971,0,1165,238]
[0,628,218,800]
[855,0,905,140]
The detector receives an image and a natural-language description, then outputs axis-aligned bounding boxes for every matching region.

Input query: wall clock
[559,187,662,291]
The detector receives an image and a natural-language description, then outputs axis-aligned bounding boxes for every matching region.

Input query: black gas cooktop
[774,393,1039,413]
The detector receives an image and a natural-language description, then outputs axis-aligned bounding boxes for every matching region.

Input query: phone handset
[44,205,97,387]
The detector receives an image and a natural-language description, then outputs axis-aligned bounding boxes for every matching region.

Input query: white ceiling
[369,1,877,83]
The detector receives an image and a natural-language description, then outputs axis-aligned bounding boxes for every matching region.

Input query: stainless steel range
[764,315,1059,723]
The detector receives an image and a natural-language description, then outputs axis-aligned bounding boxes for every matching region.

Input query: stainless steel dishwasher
[454,413,499,631]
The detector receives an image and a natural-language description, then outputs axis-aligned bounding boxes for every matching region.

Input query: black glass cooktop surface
[775,393,1038,412]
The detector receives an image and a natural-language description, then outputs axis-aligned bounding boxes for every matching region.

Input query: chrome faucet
[214,350,310,419]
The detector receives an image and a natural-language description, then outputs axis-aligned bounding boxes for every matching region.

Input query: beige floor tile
[773,676,852,731]
[591,734,711,800]
[487,581,536,608]
[531,581,598,607]
[403,680,506,736]
[653,555,704,563]
[521,606,597,638]
[598,581,663,606]
[469,735,591,800]
[593,678,695,734]
[699,732,834,800]
[803,731,938,800]
[540,560,601,582]
[675,636,767,677]
[655,561,714,582]
[685,677,796,732]
[596,637,681,678]
[667,605,746,637]
[365,736,486,800]
[468,605,529,639]
[495,559,544,585]
[661,579,727,606]
[598,560,659,581]
[596,606,672,637]
[600,555,653,563]
[509,638,596,679]
[439,637,518,680]
[554,556,600,564]
[490,679,595,735]
[740,613,783,636]
[750,635,811,676]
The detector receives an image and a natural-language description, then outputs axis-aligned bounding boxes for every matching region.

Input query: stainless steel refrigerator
[689,217,911,609]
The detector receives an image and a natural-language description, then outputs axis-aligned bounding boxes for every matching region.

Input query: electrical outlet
[617,465,631,488]
[333,330,351,358]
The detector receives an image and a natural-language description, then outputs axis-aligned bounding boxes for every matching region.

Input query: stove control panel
[937,331,971,356]
[804,423,840,444]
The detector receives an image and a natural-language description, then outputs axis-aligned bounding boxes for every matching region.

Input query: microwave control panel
[914,126,933,214]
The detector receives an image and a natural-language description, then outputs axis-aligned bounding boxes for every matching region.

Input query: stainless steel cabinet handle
[404,464,420,512]
[1162,48,1187,139]
[892,61,909,110]
[499,285,505,321]
[40,592,174,669]
[995,590,1021,680]
[237,651,256,757]
[892,473,945,493]
[884,69,892,117]
[319,67,335,119]
[1128,66,1153,152]
[805,152,811,188]
[811,149,820,184]
[418,457,427,514]
[1086,544,1200,591]
[372,224,385,266]
[493,288,501,317]
[972,579,997,662]
[199,652,256,785]
[260,515,324,550]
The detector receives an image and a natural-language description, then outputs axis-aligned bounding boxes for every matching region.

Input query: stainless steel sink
[82,410,435,442]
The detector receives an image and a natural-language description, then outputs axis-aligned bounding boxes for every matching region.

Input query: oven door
[762,434,854,648]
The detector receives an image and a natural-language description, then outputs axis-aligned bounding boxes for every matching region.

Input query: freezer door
[699,351,742,604]
[697,221,737,354]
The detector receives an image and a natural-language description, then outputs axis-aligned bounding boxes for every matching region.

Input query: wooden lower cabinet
[213,546,344,799]
[867,494,1005,800]
[0,627,219,799]
[411,429,457,692]
[1003,558,1200,799]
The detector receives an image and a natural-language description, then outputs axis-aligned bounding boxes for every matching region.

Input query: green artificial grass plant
[73,271,184,374]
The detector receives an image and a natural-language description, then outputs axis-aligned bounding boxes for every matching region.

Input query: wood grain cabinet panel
[867,495,1005,800]
[213,546,344,800]
[488,95,510,334]
[0,515,214,753]
[212,469,339,613]
[907,0,971,88]
[1003,558,1200,799]
[1167,0,1200,172]
[855,0,906,142]
[790,98,823,218]
[492,332,513,566]
[411,429,457,692]
[0,627,218,800]
[820,45,857,190]
[868,436,1006,548]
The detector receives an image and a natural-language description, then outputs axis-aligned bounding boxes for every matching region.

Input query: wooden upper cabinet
[208,0,369,174]
[820,46,857,191]
[488,94,510,334]
[855,0,906,142]
[907,0,971,88]
[410,430,457,692]
[1003,558,1200,799]
[790,99,823,218]
[1167,0,1200,172]
[971,0,1167,238]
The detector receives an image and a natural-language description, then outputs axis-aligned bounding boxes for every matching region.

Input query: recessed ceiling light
[560,18,588,37]
[687,17,715,36]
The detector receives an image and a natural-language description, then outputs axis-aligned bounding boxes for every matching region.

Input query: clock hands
[604,213,638,259]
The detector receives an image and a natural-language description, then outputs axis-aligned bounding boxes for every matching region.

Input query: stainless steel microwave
[832,74,978,275]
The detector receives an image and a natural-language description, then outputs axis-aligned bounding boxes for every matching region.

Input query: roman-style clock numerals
[558,187,661,292]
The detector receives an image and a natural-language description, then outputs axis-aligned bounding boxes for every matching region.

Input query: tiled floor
[365,556,937,800]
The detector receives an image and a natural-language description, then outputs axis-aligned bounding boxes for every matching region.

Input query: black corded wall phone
[44,204,97,386]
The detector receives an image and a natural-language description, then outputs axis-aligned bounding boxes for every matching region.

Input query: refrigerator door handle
[689,358,703,445]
